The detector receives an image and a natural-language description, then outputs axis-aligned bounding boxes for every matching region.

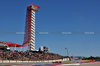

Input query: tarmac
[75,62,100,66]
[0,62,100,66]
[61,62,100,66]
[0,60,100,66]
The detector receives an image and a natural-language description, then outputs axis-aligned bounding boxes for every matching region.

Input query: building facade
[39,46,49,53]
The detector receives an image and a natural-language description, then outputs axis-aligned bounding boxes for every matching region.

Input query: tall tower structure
[23,4,40,51]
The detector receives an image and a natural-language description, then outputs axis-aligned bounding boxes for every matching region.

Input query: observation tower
[0,4,40,51]
[23,4,40,51]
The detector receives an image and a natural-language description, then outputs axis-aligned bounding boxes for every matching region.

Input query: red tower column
[23,4,40,51]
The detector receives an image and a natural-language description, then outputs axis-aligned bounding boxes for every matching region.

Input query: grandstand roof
[0,41,29,47]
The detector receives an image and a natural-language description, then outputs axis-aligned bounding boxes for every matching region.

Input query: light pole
[65,47,69,57]
[65,47,71,61]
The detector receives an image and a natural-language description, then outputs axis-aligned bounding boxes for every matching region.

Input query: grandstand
[0,42,7,51]
[0,50,63,61]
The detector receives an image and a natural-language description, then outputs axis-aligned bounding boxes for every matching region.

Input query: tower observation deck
[23,4,40,51]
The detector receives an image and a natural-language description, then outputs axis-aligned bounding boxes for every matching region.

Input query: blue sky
[0,0,100,57]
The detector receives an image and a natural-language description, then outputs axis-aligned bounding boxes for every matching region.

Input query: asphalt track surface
[62,62,100,66]
[75,63,100,66]
[0,62,100,66]
[80,63,100,66]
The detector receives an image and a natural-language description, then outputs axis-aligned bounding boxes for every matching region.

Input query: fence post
[16,57,17,63]
[28,58,29,63]
[9,57,10,63]
[22,57,23,63]
[2,58,3,63]
[2,54,4,63]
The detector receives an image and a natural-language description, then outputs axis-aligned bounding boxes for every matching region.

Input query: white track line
[60,63,80,66]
